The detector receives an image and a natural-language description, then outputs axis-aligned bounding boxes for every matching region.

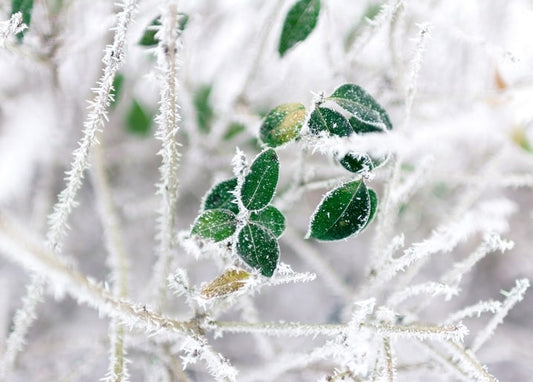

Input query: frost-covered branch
[441,233,514,287]
[0,274,43,380]
[47,0,138,253]
[90,144,130,382]
[150,0,184,306]
[0,211,192,336]
[471,278,530,352]
[444,300,502,325]
[387,282,459,307]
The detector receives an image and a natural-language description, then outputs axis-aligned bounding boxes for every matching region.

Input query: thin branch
[150,0,184,307]
[471,278,530,353]
[91,143,131,382]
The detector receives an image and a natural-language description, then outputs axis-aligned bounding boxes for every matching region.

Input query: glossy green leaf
[203,178,239,215]
[223,122,246,141]
[362,188,378,229]
[250,206,286,237]
[308,180,371,241]
[11,0,33,40]
[339,152,374,174]
[194,84,214,134]
[191,209,237,242]
[237,222,279,277]
[328,84,392,131]
[260,103,306,147]
[126,99,152,136]
[241,149,279,211]
[110,73,124,109]
[308,107,352,137]
[279,0,321,57]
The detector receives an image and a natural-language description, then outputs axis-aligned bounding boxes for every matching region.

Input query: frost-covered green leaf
[328,84,393,132]
[250,206,286,237]
[279,0,321,57]
[194,84,214,134]
[126,99,152,136]
[191,209,237,242]
[203,178,239,215]
[237,222,279,277]
[363,188,378,229]
[339,152,374,174]
[308,180,371,241]
[308,107,352,137]
[260,103,306,147]
[241,149,279,211]
[11,0,33,40]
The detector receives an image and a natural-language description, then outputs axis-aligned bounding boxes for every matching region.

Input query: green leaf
[126,99,152,136]
[194,84,214,134]
[237,222,279,277]
[139,17,161,46]
[240,149,279,211]
[250,206,286,237]
[279,0,321,57]
[363,188,378,229]
[339,152,374,174]
[223,122,246,141]
[110,73,124,109]
[260,103,306,147]
[308,107,352,137]
[308,180,371,241]
[328,84,392,131]
[191,209,237,242]
[203,178,239,215]
[139,14,188,47]
[11,0,33,40]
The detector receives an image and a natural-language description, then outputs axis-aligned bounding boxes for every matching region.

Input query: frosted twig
[444,300,502,325]
[0,12,26,48]
[366,200,515,294]
[439,341,499,382]
[151,0,184,307]
[368,322,468,342]
[441,233,514,286]
[0,274,44,380]
[90,143,130,382]
[347,0,405,64]
[213,320,466,342]
[213,320,344,338]
[0,211,193,336]
[383,337,397,382]
[403,23,431,130]
[387,282,459,307]
[179,335,238,382]
[471,278,530,353]
[47,0,138,253]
